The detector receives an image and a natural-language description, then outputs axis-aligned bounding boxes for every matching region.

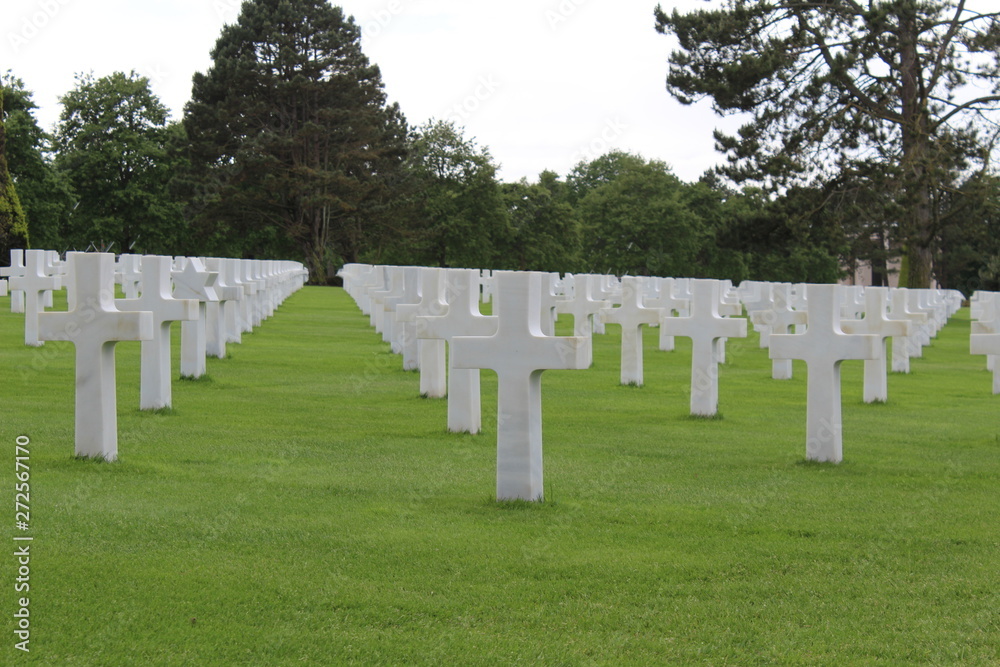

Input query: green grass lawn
[2,285,998,665]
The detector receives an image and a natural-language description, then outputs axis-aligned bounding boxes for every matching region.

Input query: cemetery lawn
[3,286,999,666]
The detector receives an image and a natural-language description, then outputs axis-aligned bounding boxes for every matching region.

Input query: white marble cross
[384,266,421,367]
[372,266,402,338]
[357,265,383,317]
[554,273,609,367]
[971,291,1000,393]
[971,328,1000,389]
[887,288,928,373]
[235,260,257,335]
[205,257,243,359]
[246,261,265,328]
[907,290,935,354]
[538,272,563,336]
[222,259,249,342]
[841,287,910,403]
[363,266,387,324]
[397,267,448,397]
[115,254,143,300]
[2,249,26,313]
[171,257,219,379]
[416,268,498,434]
[770,284,880,463]
[648,277,690,352]
[451,271,590,501]
[751,283,808,380]
[117,255,200,410]
[659,279,747,416]
[599,276,662,386]
[42,251,65,309]
[10,249,61,347]
[37,253,153,460]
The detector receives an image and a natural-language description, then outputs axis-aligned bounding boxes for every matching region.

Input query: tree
[0,85,30,263]
[184,0,408,282]
[934,172,1000,293]
[2,75,74,251]
[54,71,184,254]
[656,0,1000,287]
[395,120,507,269]
[497,173,582,272]
[571,152,706,276]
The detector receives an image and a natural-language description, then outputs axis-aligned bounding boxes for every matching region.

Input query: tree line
[1,0,999,293]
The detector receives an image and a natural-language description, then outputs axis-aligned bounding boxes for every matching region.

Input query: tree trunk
[898,9,935,288]
[871,230,888,287]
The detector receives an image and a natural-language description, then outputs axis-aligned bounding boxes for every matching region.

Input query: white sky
[3,0,744,183]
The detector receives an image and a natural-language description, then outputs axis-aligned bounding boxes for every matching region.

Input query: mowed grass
[1,285,998,665]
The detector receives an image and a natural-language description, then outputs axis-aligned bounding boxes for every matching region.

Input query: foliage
[496,173,582,272]
[54,71,184,254]
[656,0,1000,287]
[391,120,507,269]
[0,85,30,262]
[1,75,73,252]
[183,0,408,282]
[935,172,1000,294]
[571,152,706,277]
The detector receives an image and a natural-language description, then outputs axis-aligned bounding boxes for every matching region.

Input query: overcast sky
[4,0,744,183]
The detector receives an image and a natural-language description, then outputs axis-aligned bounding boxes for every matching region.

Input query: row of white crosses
[971,290,1000,394]
[341,266,752,499]
[341,265,976,497]
[6,250,308,461]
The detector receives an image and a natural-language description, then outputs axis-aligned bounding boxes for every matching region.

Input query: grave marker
[648,277,689,352]
[205,257,243,359]
[451,271,590,501]
[554,273,609,367]
[599,276,662,386]
[751,283,807,380]
[841,287,910,403]
[769,284,880,462]
[397,267,448,396]
[416,269,498,434]
[1,249,25,313]
[887,288,929,373]
[10,249,61,347]
[659,279,747,416]
[117,255,200,410]
[171,257,219,379]
[37,253,153,460]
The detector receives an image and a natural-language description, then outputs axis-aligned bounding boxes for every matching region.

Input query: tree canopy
[0,85,30,262]
[54,71,182,254]
[656,0,1000,287]
[1,76,73,252]
[183,0,408,282]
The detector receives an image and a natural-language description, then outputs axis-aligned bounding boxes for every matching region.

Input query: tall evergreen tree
[656,1,1000,287]
[184,0,407,282]
[0,86,30,263]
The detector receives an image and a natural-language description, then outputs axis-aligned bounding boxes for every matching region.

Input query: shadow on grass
[140,407,178,417]
[179,374,214,384]
[487,497,558,511]
[686,413,725,421]
[794,459,851,470]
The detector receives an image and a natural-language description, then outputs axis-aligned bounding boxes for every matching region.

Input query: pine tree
[184,0,408,281]
[656,1,1000,287]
